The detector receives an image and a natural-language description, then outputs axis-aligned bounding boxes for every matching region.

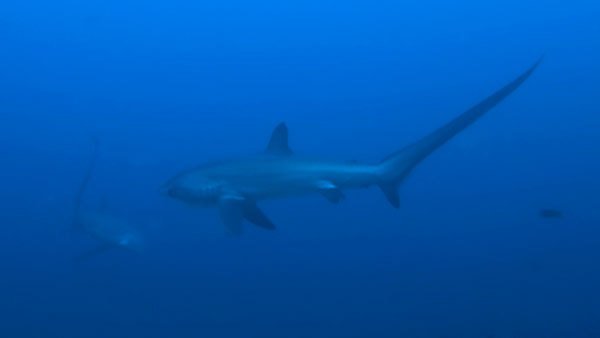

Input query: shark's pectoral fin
[379,183,400,208]
[243,201,276,230]
[218,195,245,236]
[218,194,275,234]
[316,180,345,204]
[265,122,293,156]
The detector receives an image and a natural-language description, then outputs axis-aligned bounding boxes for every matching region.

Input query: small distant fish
[539,208,564,219]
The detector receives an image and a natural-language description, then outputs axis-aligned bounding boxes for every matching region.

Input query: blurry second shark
[163,59,542,235]
[72,139,144,261]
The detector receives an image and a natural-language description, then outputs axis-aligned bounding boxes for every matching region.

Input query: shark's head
[161,172,222,206]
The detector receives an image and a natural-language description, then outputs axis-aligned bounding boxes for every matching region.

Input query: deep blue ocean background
[1,0,599,337]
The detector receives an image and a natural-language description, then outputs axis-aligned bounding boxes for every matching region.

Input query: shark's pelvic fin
[377,58,542,207]
[316,180,345,204]
[266,122,293,156]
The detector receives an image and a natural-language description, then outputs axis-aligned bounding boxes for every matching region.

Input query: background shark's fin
[379,184,400,208]
[377,58,542,206]
[74,243,114,263]
[266,122,293,156]
[243,201,276,230]
[316,180,345,203]
[73,137,99,230]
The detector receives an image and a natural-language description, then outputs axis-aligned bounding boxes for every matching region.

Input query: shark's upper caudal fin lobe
[377,58,542,207]
[266,122,293,156]
[73,137,99,230]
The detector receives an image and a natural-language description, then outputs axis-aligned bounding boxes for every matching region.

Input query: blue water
[1,0,599,337]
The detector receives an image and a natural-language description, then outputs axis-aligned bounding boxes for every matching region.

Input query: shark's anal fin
[321,190,345,204]
[265,122,293,156]
[218,193,276,234]
[316,180,345,204]
[219,194,245,236]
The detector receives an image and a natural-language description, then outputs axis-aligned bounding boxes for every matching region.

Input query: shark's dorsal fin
[266,122,293,156]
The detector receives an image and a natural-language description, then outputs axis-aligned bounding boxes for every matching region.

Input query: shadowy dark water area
[1,0,600,337]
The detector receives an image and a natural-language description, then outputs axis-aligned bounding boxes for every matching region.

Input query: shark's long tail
[377,58,542,207]
[72,137,99,229]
